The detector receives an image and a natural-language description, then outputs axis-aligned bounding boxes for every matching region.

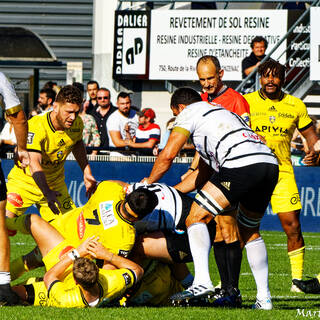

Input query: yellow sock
[10,256,29,281]
[6,215,29,234]
[317,274,320,282]
[288,246,305,280]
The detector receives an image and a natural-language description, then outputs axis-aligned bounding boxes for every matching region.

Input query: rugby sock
[10,256,29,281]
[0,272,11,285]
[6,215,29,234]
[245,237,271,300]
[187,222,212,286]
[317,274,320,282]
[181,273,194,289]
[213,241,228,289]
[226,240,242,290]
[288,246,305,280]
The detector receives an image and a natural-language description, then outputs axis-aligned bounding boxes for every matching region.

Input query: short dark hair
[196,55,221,72]
[42,81,57,90]
[126,188,158,220]
[39,88,56,103]
[258,59,286,84]
[87,80,99,89]
[250,36,268,49]
[73,257,99,290]
[73,82,84,96]
[170,87,202,109]
[117,91,131,101]
[55,85,83,106]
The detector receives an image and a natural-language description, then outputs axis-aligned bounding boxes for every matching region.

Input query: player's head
[87,80,99,100]
[250,36,268,59]
[258,59,285,99]
[117,92,131,116]
[53,85,82,129]
[170,87,202,116]
[137,108,156,125]
[73,257,99,290]
[122,188,159,221]
[196,55,224,95]
[38,88,56,110]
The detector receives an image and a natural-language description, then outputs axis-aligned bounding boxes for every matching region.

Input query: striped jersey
[135,123,161,144]
[129,182,186,233]
[172,101,277,172]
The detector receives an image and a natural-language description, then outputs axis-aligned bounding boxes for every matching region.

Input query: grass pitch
[3,230,320,319]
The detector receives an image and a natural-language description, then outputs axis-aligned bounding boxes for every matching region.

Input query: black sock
[226,240,242,292]
[213,241,228,290]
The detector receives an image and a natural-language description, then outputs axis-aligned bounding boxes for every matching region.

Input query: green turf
[3,231,320,319]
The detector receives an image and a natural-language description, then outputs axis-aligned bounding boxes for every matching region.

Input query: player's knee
[194,190,223,218]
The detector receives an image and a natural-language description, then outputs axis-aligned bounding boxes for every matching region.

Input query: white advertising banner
[149,10,288,80]
[310,7,320,81]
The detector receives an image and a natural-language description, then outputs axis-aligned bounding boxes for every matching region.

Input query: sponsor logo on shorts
[62,198,73,210]
[77,211,86,239]
[179,251,188,261]
[122,272,132,287]
[118,250,130,257]
[58,245,74,259]
[7,192,23,207]
[27,132,34,144]
[290,193,300,205]
[38,291,47,306]
[220,181,231,191]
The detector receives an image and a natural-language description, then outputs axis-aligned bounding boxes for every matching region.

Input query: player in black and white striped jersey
[142,87,279,309]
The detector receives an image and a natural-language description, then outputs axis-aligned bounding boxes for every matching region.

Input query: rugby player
[0,72,29,305]
[181,55,251,304]
[12,237,143,307]
[143,87,279,309]
[244,60,320,293]
[7,181,158,280]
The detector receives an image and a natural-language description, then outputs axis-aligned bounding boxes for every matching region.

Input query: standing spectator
[127,108,161,155]
[242,36,268,84]
[244,60,320,293]
[90,88,116,151]
[37,88,56,113]
[42,81,60,95]
[85,80,99,114]
[0,72,29,305]
[107,92,139,149]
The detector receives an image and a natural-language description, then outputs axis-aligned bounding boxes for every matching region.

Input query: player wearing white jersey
[143,88,279,309]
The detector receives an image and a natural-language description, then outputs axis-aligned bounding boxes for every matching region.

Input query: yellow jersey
[8,111,83,187]
[42,268,135,308]
[51,181,136,257]
[245,90,312,173]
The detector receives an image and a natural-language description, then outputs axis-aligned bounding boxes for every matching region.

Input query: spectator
[34,88,56,115]
[85,80,99,114]
[107,92,139,150]
[127,108,161,155]
[159,117,175,150]
[90,88,116,151]
[242,36,268,86]
[42,81,61,95]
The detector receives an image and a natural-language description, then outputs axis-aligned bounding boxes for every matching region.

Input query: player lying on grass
[7,181,158,281]
[12,237,143,307]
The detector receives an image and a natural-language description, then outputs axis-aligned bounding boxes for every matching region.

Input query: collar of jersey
[116,201,133,225]
[47,111,56,133]
[258,89,285,101]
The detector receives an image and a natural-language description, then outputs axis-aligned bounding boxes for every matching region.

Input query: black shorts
[175,191,194,231]
[165,220,216,263]
[0,163,7,202]
[208,163,279,214]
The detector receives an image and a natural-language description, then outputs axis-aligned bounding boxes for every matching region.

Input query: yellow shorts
[129,262,183,306]
[31,281,48,306]
[6,178,75,221]
[270,170,302,214]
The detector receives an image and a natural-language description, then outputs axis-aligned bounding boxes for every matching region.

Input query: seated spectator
[85,80,99,114]
[158,117,175,150]
[107,92,139,152]
[90,88,116,151]
[127,108,161,155]
[241,36,268,90]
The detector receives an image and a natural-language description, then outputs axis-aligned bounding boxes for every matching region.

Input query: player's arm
[144,131,187,184]
[109,130,129,148]
[43,236,94,289]
[29,152,61,214]
[175,157,214,193]
[72,139,97,197]
[7,110,29,168]
[87,239,143,282]
[300,125,320,165]
[180,151,200,181]
[128,138,157,149]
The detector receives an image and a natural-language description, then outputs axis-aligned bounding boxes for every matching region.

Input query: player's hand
[84,172,97,198]
[302,151,318,166]
[45,190,61,214]
[87,239,112,261]
[14,148,30,169]
[140,178,149,184]
[77,236,97,257]
[314,140,320,153]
